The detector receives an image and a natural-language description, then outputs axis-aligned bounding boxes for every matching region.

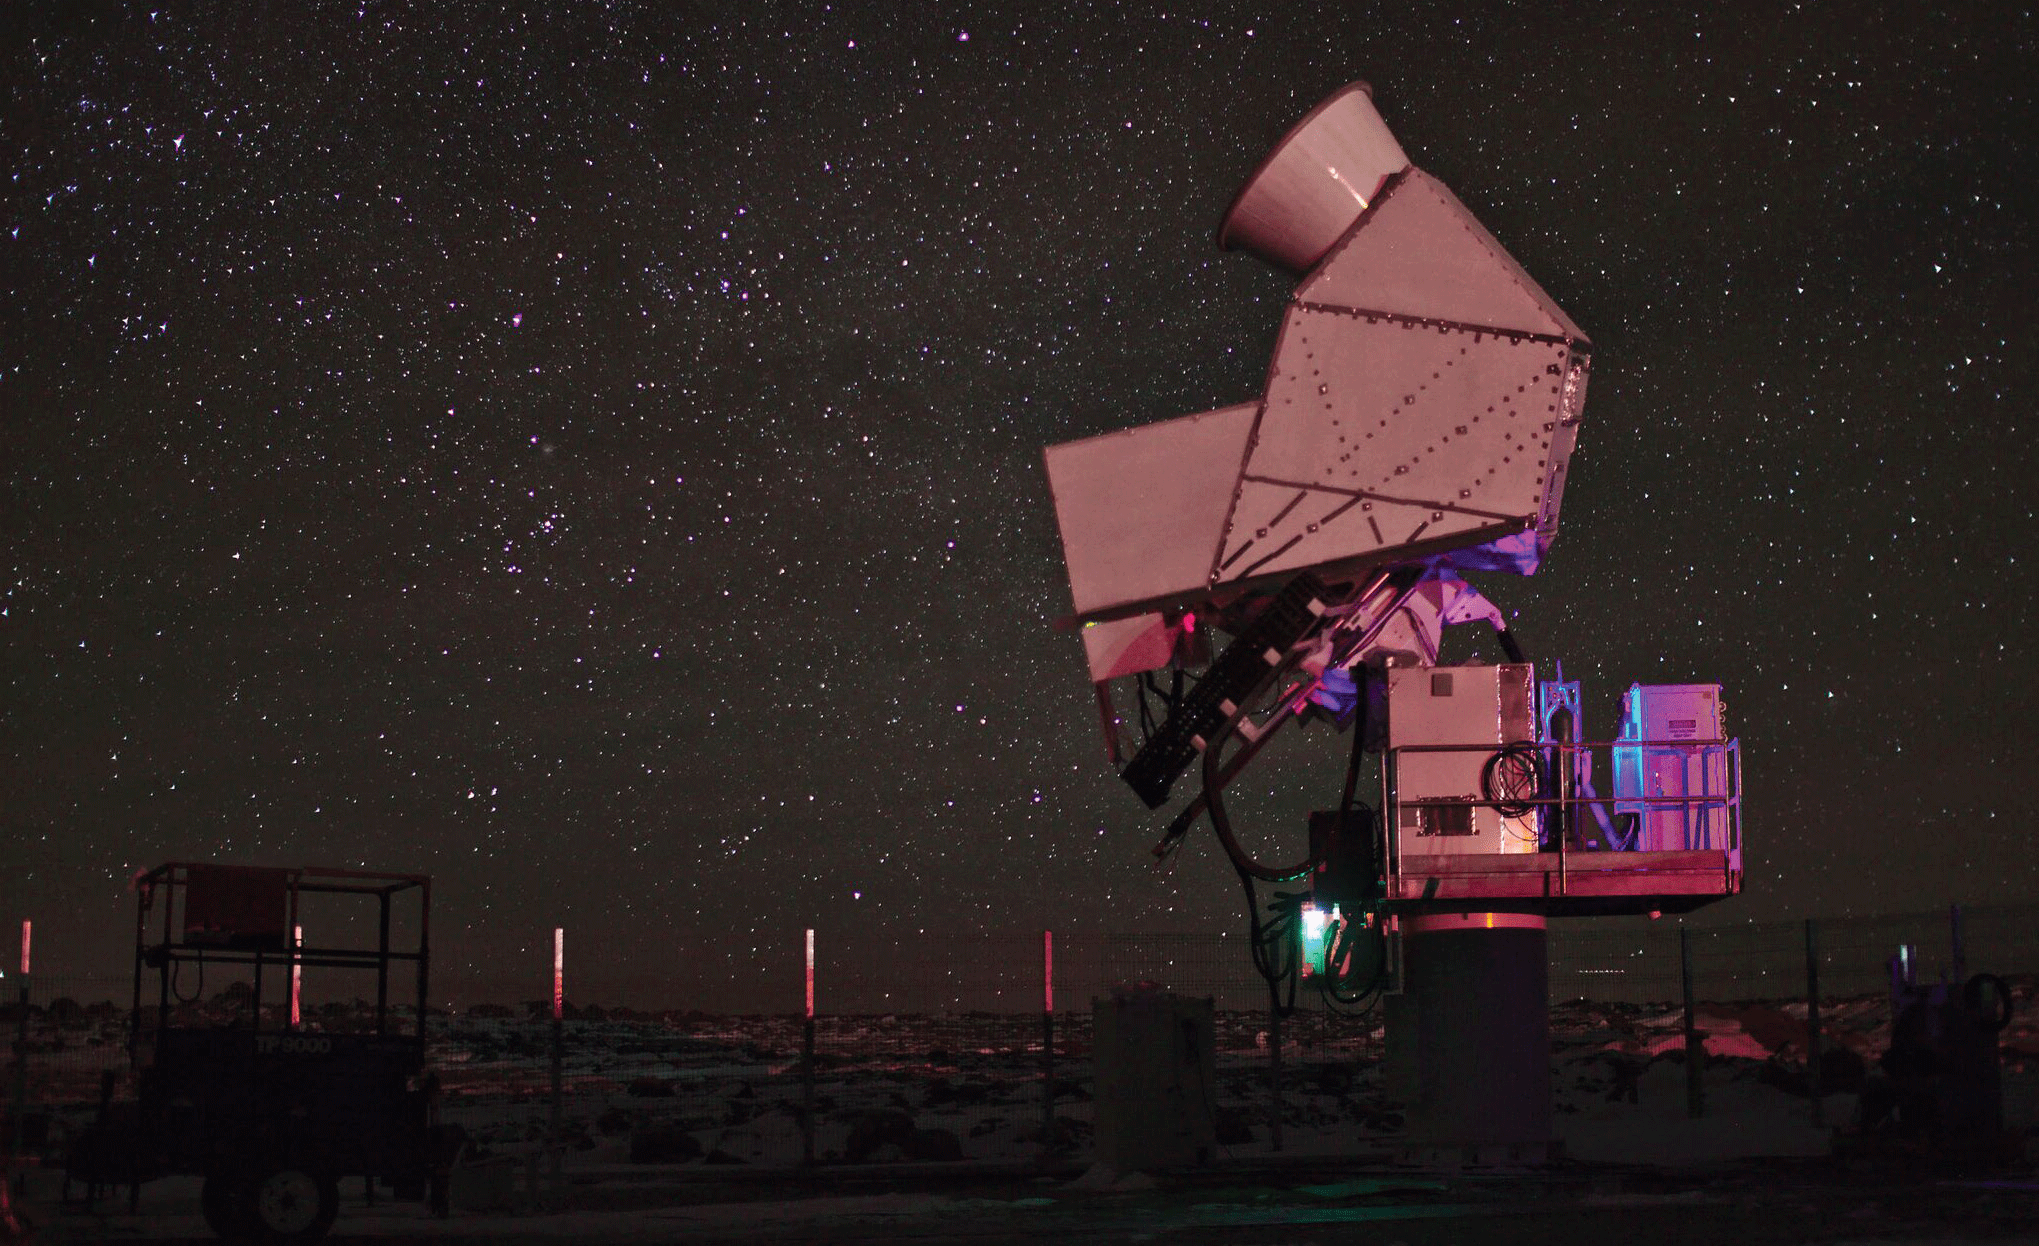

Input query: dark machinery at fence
[1861,921,2016,1147]
[1040,82,1748,1161]
[66,863,453,1241]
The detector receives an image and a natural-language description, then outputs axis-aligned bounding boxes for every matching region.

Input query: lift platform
[68,863,453,1242]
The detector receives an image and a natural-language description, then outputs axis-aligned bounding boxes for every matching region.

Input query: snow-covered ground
[10,988,2037,1245]
[14,984,2037,1178]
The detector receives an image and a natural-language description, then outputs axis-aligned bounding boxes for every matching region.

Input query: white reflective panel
[1533,353,1590,546]
[1215,481,1488,586]
[1256,500,1491,583]
[1212,479,1318,578]
[1044,403,1256,617]
[1300,170,1584,342]
[1218,82,1410,274]
[1080,612,1177,683]
[1246,309,1570,527]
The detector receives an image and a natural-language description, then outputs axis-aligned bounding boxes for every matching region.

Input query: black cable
[170,952,204,1005]
[1337,666,1369,820]
[1239,870,1307,1017]
[1318,914,1390,1014]
[1201,721,1316,884]
[1481,743,1543,819]
[1494,624,1525,665]
[1135,673,1158,740]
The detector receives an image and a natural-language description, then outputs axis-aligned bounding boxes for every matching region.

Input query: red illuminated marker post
[1043,929,1054,1014]
[1040,930,1055,1155]
[548,926,565,1201]
[801,928,816,1165]
[553,927,565,1021]
[10,921,30,1172]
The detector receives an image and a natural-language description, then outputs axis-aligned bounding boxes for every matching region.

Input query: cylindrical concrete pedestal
[1403,911,1551,1162]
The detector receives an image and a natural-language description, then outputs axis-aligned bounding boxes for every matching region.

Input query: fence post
[1040,931,1055,1161]
[801,928,816,1168]
[1268,1001,1284,1152]
[549,927,563,1205]
[1680,925,1703,1118]
[9,921,30,1189]
[1804,918,1823,1127]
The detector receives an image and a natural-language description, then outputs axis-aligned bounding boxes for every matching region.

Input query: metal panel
[1232,307,1571,559]
[1218,483,1483,584]
[1390,849,1736,902]
[1301,170,1585,342]
[1217,81,1409,275]
[1533,351,1590,548]
[1041,85,1594,630]
[1079,612,1177,684]
[1388,664,1539,856]
[1044,403,1256,617]
[1212,478,1319,578]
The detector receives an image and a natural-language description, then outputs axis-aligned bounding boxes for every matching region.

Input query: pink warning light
[1181,612,1196,633]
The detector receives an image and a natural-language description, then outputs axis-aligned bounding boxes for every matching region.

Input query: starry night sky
[5,3,2034,1005]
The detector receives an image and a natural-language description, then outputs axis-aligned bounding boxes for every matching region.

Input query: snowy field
[10,986,2038,1244]
[12,985,2038,1176]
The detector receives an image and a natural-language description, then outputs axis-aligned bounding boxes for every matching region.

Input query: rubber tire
[1965,972,2014,1032]
[243,1166,339,1241]
[201,1172,255,1240]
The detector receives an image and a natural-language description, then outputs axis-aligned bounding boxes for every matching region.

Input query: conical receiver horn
[1217,82,1410,274]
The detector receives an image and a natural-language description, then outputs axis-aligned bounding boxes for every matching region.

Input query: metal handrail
[1377,736,1744,900]
[131,862,434,1059]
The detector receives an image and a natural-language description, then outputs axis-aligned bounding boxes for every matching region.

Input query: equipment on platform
[1038,80,1748,1161]
[1614,683,1732,851]
[65,864,455,1241]
[1386,663,1539,856]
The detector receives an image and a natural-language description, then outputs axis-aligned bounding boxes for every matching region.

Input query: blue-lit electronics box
[1613,683,1730,851]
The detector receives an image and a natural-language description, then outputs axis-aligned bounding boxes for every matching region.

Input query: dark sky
[5,3,2034,1006]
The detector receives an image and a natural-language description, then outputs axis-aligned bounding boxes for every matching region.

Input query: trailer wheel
[245,1166,338,1241]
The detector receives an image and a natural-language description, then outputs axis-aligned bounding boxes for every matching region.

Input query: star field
[4,3,2034,1005]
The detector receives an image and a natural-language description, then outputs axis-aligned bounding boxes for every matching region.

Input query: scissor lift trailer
[71,863,448,1241]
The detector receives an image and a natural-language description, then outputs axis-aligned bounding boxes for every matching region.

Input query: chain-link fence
[9,902,2037,1176]
[420,932,1386,1167]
